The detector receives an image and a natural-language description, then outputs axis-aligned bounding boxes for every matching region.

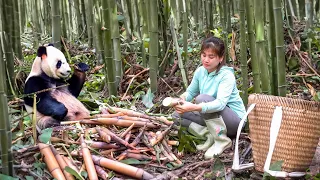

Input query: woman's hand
[174,101,202,114]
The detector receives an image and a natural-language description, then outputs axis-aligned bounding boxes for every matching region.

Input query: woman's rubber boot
[204,115,232,159]
[188,122,215,151]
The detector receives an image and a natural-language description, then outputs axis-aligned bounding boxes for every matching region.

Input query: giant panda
[24,44,90,129]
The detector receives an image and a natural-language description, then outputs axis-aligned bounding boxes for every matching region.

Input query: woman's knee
[195,94,215,104]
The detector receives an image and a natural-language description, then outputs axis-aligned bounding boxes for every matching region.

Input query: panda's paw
[75,63,90,72]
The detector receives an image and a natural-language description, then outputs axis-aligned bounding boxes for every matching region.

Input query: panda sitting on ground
[24,44,90,129]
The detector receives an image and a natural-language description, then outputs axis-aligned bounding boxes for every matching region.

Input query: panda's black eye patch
[56,60,62,69]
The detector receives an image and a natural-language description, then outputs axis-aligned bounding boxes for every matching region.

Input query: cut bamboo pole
[80,135,98,180]
[50,146,75,180]
[38,143,66,180]
[61,119,166,128]
[62,156,79,173]
[92,155,154,179]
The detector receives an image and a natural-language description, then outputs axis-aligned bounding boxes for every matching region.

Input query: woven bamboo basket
[248,94,320,173]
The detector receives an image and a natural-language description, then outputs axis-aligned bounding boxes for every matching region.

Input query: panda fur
[24,44,90,129]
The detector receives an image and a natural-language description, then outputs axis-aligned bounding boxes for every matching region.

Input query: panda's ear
[37,46,47,57]
[48,43,54,47]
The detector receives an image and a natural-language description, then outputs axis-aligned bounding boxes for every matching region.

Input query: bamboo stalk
[92,155,154,179]
[32,94,37,144]
[38,143,66,180]
[62,156,80,173]
[50,146,75,180]
[169,16,189,89]
[80,135,98,180]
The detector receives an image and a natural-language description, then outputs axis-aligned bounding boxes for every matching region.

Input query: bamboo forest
[1,0,320,179]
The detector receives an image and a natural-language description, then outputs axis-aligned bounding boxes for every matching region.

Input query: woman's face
[201,48,223,73]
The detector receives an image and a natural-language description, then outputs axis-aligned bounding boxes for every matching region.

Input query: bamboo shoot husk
[119,123,135,138]
[92,155,154,179]
[80,135,98,180]
[99,127,136,149]
[38,143,66,180]
[150,124,173,146]
[85,112,124,119]
[50,146,75,180]
[108,107,150,119]
[95,165,108,180]
[95,128,111,143]
[87,141,119,149]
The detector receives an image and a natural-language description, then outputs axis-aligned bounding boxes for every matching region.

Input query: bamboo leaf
[64,166,85,180]
[120,158,149,165]
[39,128,53,144]
[263,160,284,179]
[0,174,19,180]
[25,176,34,180]
[142,88,154,108]
[211,157,225,178]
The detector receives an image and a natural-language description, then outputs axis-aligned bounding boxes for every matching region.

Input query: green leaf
[269,160,284,171]
[25,176,34,180]
[0,174,19,180]
[64,166,84,180]
[80,171,88,179]
[120,158,149,165]
[142,88,154,108]
[211,157,225,178]
[39,128,53,144]
[263,160,284,179]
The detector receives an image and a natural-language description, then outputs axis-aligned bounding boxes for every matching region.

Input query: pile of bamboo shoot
[39,107,182,180]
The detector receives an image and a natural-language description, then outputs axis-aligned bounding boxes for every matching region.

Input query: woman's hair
[200,36,226,73]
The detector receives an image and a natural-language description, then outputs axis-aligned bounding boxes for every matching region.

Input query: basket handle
[232,104,306,177]
[232,103,255,171]
[264,106,305,178]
